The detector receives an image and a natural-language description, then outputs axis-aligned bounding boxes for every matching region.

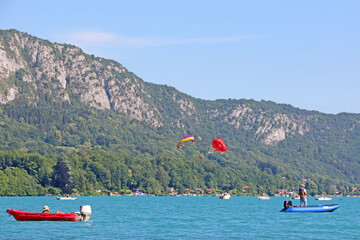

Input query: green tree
[52,155,72,194]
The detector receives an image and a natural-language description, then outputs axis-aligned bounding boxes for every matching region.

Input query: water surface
[1,196,358,239]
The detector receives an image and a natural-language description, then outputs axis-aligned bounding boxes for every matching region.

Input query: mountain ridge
[0,29,323,145]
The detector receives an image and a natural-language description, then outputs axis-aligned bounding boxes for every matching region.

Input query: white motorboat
[57,196,77,200]
[219,193,231,199]
[258,195,270,200]
[315,196,332,201]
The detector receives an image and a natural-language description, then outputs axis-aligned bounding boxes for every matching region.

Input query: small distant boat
[315,196,332,201]
[258,195,270,200]
[7,205,92,221]
[219,193,231,199]
[291,195,300,200]
[280,201,340,213]
[57,196,77,200]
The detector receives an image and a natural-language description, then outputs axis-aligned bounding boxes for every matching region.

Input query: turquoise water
[1,196,359,239]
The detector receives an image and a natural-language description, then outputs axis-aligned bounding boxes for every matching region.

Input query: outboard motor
[78,205,92,221]
[283,201,293,209]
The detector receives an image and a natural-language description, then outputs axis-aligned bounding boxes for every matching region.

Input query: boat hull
[258,196,270,200]
[315,197,332,201]
[280,204,341,213]
[7,209,78,221]
[57,197,77,200]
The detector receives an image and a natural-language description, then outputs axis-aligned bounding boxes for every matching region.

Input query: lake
[1,196,359,239]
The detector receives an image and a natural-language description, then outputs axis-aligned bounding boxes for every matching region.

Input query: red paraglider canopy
[212,138,227,152]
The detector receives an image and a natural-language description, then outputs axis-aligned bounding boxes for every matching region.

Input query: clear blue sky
[1,0,359,114]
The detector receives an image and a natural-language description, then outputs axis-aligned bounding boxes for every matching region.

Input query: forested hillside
[0,29,360,196]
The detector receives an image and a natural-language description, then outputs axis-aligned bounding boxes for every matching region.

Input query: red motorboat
[7,205,91,221]
[7,209,78,221]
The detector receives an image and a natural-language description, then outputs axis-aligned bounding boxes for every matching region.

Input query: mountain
[1,29,360,196]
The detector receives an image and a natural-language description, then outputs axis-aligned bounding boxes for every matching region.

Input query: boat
[280,201,340,213]
[291,195,300,200]
[258,195,270,200]
[7,205,92,221]
[315,196,332,201]
[219,192,231,199]
[280,204,340,213]
[57,196,77,200]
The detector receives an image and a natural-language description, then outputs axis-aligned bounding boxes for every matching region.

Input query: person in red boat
[42,205,64,214]
[42,205,51,213]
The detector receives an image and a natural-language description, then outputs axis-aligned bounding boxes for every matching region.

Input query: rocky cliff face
[0,30,164,126]
[0,29,316,145]
[206,103,311,145]
[227,105,311,145]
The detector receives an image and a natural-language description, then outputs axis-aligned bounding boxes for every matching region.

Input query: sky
[0,0,359,114]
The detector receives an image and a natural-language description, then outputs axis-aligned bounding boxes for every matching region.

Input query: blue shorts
[300,197,307,206]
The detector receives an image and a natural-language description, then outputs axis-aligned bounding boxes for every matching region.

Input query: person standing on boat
[298,184,307,207]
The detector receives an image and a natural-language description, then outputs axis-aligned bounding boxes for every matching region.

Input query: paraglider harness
[283,200,293,209]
